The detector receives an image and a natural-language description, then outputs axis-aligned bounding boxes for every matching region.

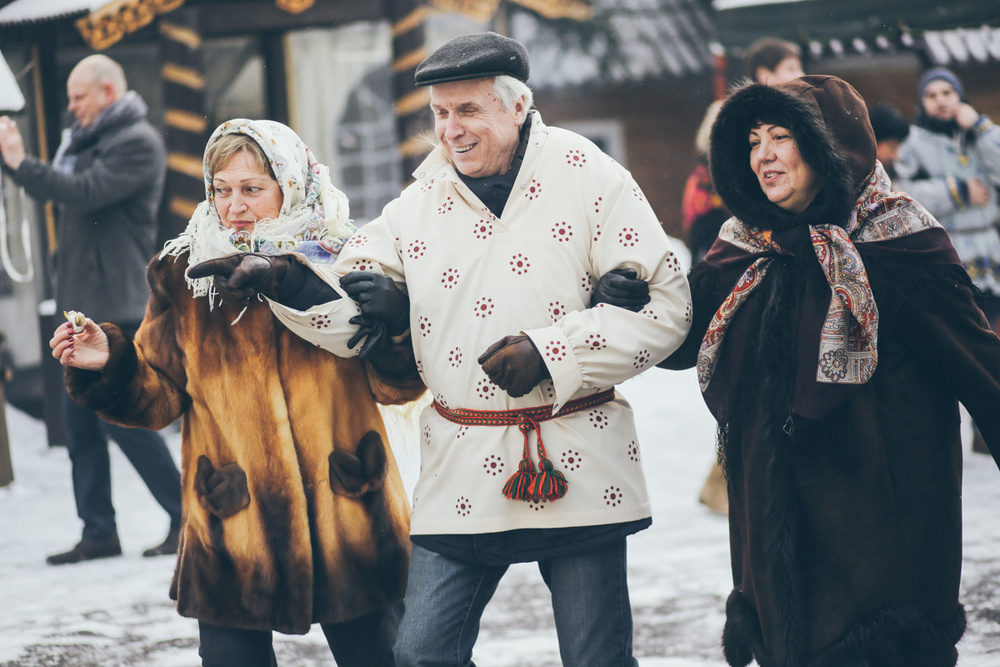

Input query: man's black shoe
[46,535,122,565]
[142,526,180,558]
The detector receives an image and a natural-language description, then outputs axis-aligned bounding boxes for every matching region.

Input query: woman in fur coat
[49,119,424,667]
[660,76,1000,666]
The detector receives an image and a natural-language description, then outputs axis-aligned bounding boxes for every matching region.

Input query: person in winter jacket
[894,67,1000,332]
[0,54,182,565]
[190,32,691,666]
[49,119,423,667]
[658,75,1000,666]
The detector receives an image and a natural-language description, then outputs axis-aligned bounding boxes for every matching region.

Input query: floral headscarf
[161,119,356,301]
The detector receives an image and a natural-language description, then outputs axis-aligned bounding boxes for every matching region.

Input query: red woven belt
[433,389,615,502]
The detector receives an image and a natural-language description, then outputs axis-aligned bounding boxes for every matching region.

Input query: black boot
[143,525,180,557]
[46,535,122,565]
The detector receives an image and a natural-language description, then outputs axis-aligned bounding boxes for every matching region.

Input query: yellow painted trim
[162,63,205,90]
[276,0,315,14]
[168,152,205,179]
[395,88,431,117]
[169,196,201,219]
[393,48,428,73]
[392,6,432,36]
[159,21,201,49]
[165,109,208,133]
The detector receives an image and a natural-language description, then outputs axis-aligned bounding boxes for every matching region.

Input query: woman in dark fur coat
[660,76,1000,666]
[49,119,424,667]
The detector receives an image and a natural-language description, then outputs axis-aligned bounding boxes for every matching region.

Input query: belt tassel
[433,389,614,504]
[502,414,568,502]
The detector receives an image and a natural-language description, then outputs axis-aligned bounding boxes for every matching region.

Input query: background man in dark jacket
[0,54,182,565]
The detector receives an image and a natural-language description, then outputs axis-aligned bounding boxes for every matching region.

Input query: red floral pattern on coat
[619,228,639,247]
[473,219,493,239]
[548,301,566,321]
[441,268,460,289]
[474,298,495,318]
[524,179,542,200]
[628,440,640,462]
[308,313,332,329]
[483,455,504,477]
[476,378,497,400]
[561,450,583,471]
[407,240,427,259]
[551,221,573,242]
[544,341,568,362]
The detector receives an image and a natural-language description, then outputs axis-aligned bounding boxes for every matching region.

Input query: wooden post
[157,9,210,247]
[29,38,67,448]
[0,382,11,487]
[0,340,12,486]
[388,0,433,183]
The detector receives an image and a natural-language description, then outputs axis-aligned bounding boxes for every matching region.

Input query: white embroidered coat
[271,112,692,535]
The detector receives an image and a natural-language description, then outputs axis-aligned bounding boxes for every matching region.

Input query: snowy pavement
[2,367,999,666]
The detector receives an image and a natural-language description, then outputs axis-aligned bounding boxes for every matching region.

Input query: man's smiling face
[430,78,526,179]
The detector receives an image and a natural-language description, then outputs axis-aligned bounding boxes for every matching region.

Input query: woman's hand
[50,320,110,371]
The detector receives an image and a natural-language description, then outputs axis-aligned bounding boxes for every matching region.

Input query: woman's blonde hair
[205,133,275,180]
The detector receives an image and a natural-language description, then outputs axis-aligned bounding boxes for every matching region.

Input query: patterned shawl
[161,119,356,304]
[698,163,960,418]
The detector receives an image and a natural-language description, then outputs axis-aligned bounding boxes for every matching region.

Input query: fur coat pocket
[194,455,251,517]
[329,431,387,498]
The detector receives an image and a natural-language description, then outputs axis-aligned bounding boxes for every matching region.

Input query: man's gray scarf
[52,91,148,174]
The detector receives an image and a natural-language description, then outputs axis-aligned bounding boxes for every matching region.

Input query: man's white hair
[492,75,533,121]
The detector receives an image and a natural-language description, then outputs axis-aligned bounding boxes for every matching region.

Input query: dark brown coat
[663,77,1000,666]
[66,253,425,634]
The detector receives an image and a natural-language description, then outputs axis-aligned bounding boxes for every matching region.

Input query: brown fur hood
[709,75,877,233]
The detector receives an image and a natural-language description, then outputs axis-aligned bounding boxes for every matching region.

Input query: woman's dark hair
[868,103,910,143]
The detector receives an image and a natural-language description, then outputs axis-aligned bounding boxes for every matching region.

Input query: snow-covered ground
[1,367,998,666]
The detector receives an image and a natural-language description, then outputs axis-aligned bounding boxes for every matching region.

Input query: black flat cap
[414,32,529,87]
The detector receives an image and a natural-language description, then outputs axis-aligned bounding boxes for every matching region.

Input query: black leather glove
[329,431,387,498]
[347,314,420,379]
[339,272,410,336]
[591,268,650,311]
[478,335,550,398]
[347,314,389,360]
[194,455,250,518]
[187,253,291,302]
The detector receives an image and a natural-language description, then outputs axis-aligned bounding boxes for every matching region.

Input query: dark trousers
[198,602,402,667]
[62,391,182,540]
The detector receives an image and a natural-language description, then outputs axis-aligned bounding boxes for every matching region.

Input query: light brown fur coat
[66,253,424,634]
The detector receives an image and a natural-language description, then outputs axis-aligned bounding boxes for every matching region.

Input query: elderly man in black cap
[191,31,692,666]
